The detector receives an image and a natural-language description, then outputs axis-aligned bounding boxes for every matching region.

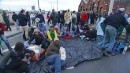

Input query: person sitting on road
[45,38,65,73]
[28,28,50,49]
[47,24,58,42]
[6,42,35,73]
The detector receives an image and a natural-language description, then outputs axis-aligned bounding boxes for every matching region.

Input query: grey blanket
[29,38,103,73]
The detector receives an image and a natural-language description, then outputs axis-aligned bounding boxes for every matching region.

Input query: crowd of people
[0,7,130,73]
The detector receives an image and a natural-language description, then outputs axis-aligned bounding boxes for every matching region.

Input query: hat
[54,38,59,41]
[34,28,39,32]
[50,24,54,27]
[119,8,125,12]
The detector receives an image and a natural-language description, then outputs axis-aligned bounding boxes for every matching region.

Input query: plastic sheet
[29,38,103,73]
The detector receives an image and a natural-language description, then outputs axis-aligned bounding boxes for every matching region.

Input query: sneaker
[104,51,111,57]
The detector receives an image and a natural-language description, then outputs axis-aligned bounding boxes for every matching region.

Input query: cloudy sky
[0,0,81,11]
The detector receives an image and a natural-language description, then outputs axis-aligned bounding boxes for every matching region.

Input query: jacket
[2,12,9,23]
[28,33,45,45]
[45,43,60,57]
[0,23,6,35]
[104,11,128,29]
[80,11,88,22]
[50,12,58,24]
[36,14,45,23]
[47,30,58,41]
[18,13,28,26]
[64,12,72,23]
[12,14,18,22]
[9,49,35,68]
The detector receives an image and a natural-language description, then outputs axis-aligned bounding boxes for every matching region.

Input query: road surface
[0,33,130,73]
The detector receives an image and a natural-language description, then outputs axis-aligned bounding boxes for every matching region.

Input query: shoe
[0,50,3,56]
[104,51,111,57]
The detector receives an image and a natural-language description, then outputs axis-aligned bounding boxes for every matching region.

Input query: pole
[57,0,58,11]
[38,0,40,10]
[108,0,115,15]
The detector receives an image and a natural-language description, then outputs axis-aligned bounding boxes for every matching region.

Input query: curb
[6,31,23,38]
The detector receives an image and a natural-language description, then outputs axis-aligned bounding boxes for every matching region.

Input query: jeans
[46,54,65,73]
[66,22,71,32]
[102,25,117,52]
[38,23,46,33]
[0,35,12,50]
[13,20,20,30]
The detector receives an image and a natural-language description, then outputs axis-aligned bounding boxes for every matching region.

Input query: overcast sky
[0,0,81,11]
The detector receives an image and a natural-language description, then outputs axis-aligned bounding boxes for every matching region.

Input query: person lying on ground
[6,42,35,73]
[45,38,65,73]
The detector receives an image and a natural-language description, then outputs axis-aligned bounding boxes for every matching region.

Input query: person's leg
[0,35,12,50]
[107,26,117,52]
[18,63,29,73]
[100,27,110,47]
[24,25,29,40]
[22,26,27,40]
[47,54,62,73]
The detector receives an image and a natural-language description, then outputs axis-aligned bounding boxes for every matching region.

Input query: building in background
[79,0,130,14]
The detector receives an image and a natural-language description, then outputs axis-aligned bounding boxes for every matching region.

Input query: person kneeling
[6,42,35,73]
[45,38,65,73]
[28,28,50,49]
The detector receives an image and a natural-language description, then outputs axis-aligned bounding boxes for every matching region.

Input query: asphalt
[0,32,130,73]
[0,25,130,73]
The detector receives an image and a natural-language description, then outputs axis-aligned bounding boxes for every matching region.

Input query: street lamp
[57,0,58,11]
[38,0,40,10]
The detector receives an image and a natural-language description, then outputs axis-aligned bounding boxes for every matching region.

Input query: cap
[34,28,39,32]
[119,8,125,12]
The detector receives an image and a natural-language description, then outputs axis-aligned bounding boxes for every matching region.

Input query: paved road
[0,33,129,73]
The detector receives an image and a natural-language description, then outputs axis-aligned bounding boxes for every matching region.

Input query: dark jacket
[0,23,6,35]
[50,12,58,24]
[36,14,45,23]
[45,43,60,57]
[26,13,30,21]
[8,49,35,68]
[28,33,45,45]
[2,12,9,23]
[18,13,28,26]
[104,11,128,29]
[12,13,18,22]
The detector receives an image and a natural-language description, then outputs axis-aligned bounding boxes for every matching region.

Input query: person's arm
[10,52,23,62]
[42,15,45,23]
[121,15,128,27]
[47,31,52,41]
[28,34,35,44]
[54,30,58,39]
[25,49,35,58]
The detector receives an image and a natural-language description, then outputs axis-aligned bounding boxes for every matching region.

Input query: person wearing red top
[80,9,88,29]
[0,22,12,55]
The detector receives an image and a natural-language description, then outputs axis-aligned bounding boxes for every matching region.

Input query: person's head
[14,42,24,52]
[68,9,70,12]
[26,11,29,14]
[73,11,75,13]
[118,8,125,15]
[34,28,40,35]
[82,9,85,12]
[13,12,15,14]
[50,24,54,31]
[54,38,59,46]
[52,9,55,13]
[21,9,25,14]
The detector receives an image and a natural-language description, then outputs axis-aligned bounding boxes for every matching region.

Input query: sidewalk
[4,25,23,38]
